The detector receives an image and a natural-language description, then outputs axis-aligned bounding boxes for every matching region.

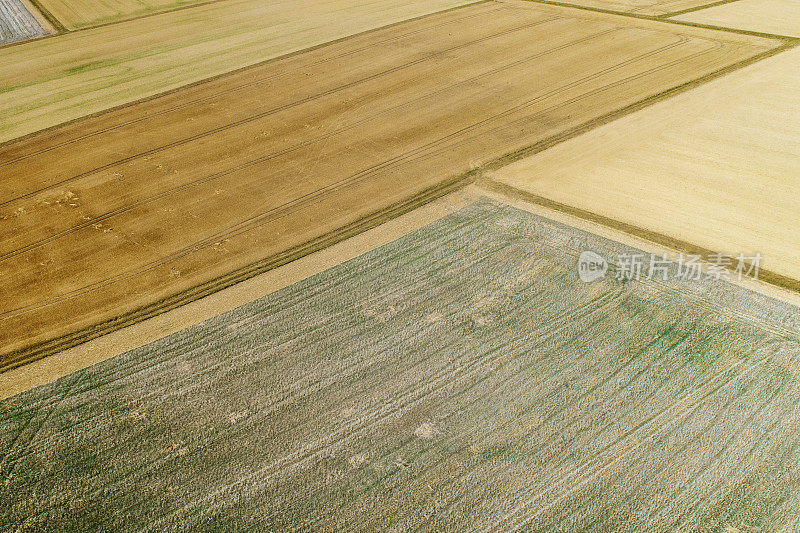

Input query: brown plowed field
[0,0,778,370]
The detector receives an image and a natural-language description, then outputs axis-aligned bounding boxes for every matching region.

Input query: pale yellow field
[0,0,472,144]
[535,0,715,15]
[490,46,800,282]
[36,0,211,29]
[673,0,800,37]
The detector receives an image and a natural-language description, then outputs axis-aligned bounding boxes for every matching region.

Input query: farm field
[673,0,800,37]
[0,0,47,44]
[0,0,780,371]
[0,0,473,143]
[0,189,479,399]
[527,0,718,16]
[2,199,800,530]
[35,0,212,29]
[489,45,800,290]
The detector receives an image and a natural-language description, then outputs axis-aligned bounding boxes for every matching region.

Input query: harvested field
[490,45,800,290]
[673,0,800,37]
[0,190,477,399]
[35,0,211,29]
[2,199,800,530]
[0,1,779,371]
[0,0,47,44]
[527,0,718,16]
[0,0,472,143]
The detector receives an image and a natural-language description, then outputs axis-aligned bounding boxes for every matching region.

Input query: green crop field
[2,199,799,530]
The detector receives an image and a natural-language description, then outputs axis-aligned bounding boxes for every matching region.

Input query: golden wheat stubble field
[0,0,473,143]
[489,44,800,287]
[34,0,211,29]
[0,0,778,369]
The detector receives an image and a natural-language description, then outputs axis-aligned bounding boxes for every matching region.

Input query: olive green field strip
[0,0,779,371]
[2,200,800,530]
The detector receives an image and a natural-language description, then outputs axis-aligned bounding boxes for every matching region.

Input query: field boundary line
[0,188,477,399]
[0,34,739,318]
[0,0,787,142]
[0,0,64,49]
[0,170,476,373]
[0,0,490,148]
[0,28,57,49]
[14,0,58,32]
[0,26,790,372]
[0,25,758,218]
[19,0,480,34]
[517,0,800,40]
[0,23,629,230]
[21,0,65,32]
[659,0,743,18]
[0,2,510,165]
[1,0,423,37]
[452,35,792,176]
[53,0,233,31]
[479,179,800,296]
[0,9,552,174]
